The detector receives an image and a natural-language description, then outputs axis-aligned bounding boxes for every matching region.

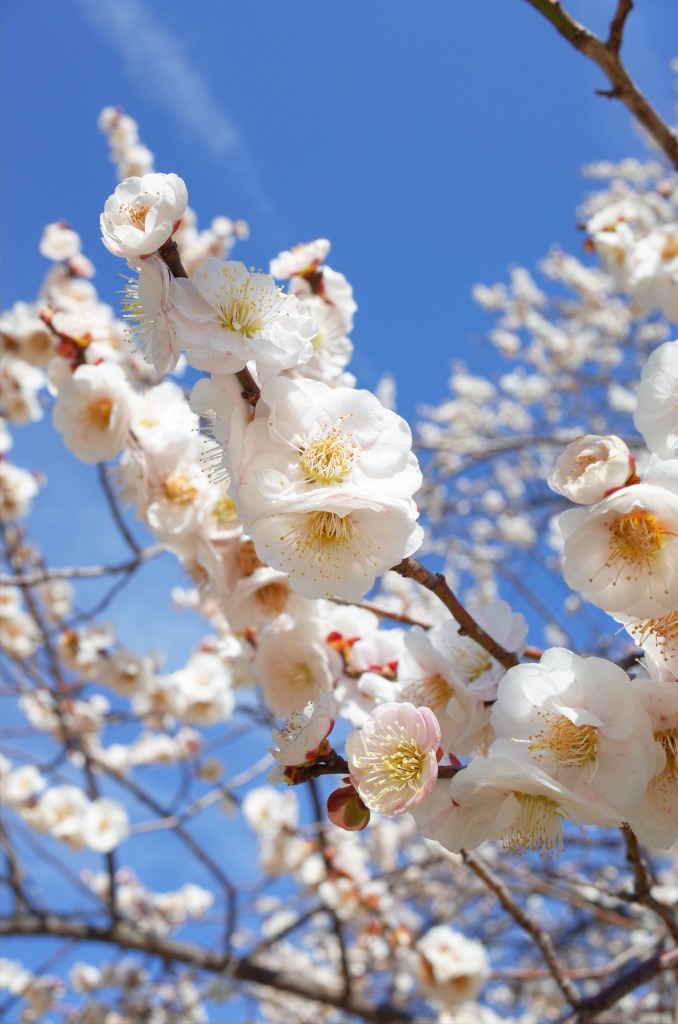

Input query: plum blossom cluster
[2,97,678,1024]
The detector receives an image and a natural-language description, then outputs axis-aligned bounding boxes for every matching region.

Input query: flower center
[299,428,358,484]
[127,201,152,230]
[504,794,564,857]
[215,273,284,339]
[303,511,357,550]
[358,723,426,798]
[569,453,598,480]
[405,674,453,720]
[657,729,677,787]
[529,711,598,768]
[454,645,492,683]
[661,232,678,261]
[631,612,678,663]
[163,472,197,504]
[254,581,289,615]
[606,511,664,571]
[286,662,314,691]
[237,539,265,576]
[87,397,113,430]
[211,495,239,527]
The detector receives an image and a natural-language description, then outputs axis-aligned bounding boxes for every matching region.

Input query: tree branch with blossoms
[2,34,678,1022]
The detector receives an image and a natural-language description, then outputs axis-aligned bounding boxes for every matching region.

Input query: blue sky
[1,1,677,1013]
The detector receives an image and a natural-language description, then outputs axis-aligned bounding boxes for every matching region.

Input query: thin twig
[622,824,678,942]
[392,557,520,670]
[461,849,581,1008]
[522,0,678,169]
[0,545,163,586]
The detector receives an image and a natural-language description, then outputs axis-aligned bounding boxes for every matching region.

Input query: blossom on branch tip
[269,699,335,768]
[170,258,316,380]
[346,701,441,816]
[548,434,635,505]
[101,173,188,259]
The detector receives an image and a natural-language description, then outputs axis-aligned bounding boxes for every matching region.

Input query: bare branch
[392,557,520,670]
[622,824,678,942]
[0,544,163,587]
[0,913,416,1024]
[522,0,678,170]
[607,0,633,54]
[461,849,581,1008]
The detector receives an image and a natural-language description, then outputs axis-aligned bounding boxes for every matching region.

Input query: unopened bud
[326,785,370,831]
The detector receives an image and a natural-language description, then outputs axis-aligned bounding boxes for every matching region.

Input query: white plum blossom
[0,459,40,521]
[291,264,357,333]
[123,256,180,376]
[625,676,678,849]
[246,492,423,601]
[346,701,441,816]
[286,295,354,386]
[234,375,422,517]
[81,798,130,853]
[167,651,235,725]
[634,339,678,460]
[171,259,316,380]
[623,611,678,677]
[270,238,331,279]
[30,784,89,849]
[548,434,635,504]
[416,926,489,1010]
[490,648,656,813]
[255,615,343,718]
[392,624,492,755]
[413,741,621,856]
[269,699,335,768]
[559,482,678,619]
[100,173,188,259]
[629,228,678,322]
[40,221,82,262]
[52,361,135,464]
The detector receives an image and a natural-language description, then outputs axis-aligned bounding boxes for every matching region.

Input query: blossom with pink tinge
[346,701,440,816]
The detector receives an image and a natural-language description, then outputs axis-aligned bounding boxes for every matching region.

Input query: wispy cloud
[74,0,272,212]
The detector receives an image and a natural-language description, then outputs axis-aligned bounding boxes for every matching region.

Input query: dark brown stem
[607,0,633,54]
[622,824,678,942]
[236,366,261,408]
[560,944,678,1024]
[391,557,520,671]
[522,0,678,170]
[156,238,189,279]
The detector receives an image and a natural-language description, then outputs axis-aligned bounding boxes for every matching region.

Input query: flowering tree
[1,3,677,1022]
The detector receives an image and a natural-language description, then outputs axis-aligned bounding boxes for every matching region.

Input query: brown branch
[522,0,678,170]
[156,238,189,280]
[0,913,415,1024]
[607,0,633,54]
[391,557,520,670]
[622,824,678,942]
[560,944,678,1024]
[461,849,581,1008]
